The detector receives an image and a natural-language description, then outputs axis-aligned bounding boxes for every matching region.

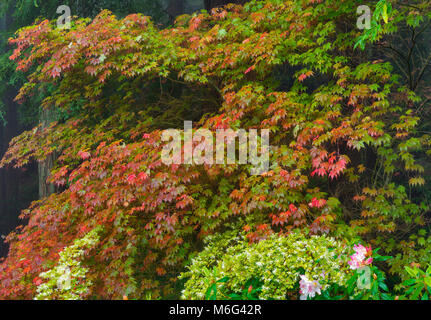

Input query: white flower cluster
[299,275,322,300]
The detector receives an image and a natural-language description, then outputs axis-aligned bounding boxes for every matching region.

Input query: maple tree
[0,0,430,299]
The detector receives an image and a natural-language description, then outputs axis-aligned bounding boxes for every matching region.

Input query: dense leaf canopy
[0,0,430,300]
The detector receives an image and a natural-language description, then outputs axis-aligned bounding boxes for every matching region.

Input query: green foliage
[398,265,431,300]
[355,0,393,50]
[385,230,431,280]
[180,231,350,300]
[346,265,391,300]
[315,248,393,300]
[34,227,100,300]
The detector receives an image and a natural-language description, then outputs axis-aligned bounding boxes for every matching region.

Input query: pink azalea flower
[348,244,373,270]
[299,275,322,300]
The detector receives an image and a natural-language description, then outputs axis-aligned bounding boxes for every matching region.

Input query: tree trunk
[0,0,20,257]
[167,0,185,21]
[38,108,57,199]
[204,0,247,11]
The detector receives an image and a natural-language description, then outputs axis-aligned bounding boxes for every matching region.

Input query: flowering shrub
[184,234,431,300]
[34,228,100,300]
[303,248,429,300]
[331,247,392,300]
[180,231,350,300]
[190,239,397,300]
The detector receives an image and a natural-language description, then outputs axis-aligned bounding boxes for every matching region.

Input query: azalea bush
[0,0,429,300]
[308,247,431,300]
[320,245,393,300]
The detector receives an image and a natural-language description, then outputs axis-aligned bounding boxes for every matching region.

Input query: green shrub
[180,231,350,300]
[35,228,100,300]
